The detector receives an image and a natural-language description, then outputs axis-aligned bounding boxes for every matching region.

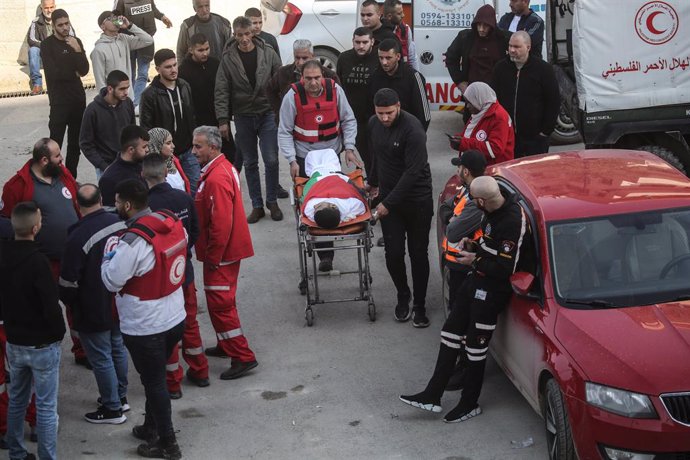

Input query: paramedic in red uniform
[192,125,259,380]
[101,179,186,459]
[449,82,514,164]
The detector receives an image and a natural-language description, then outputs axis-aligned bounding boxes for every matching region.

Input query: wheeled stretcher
[292,169,376,326]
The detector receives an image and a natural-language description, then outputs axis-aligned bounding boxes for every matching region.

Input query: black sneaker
[186,369,210,388]
[318,258,333,272]
[276,184,289,199]
[137,439,182,460]
[376,236,385,247]
[84,407,126,424]
[412,309,430,328]
[394,295,411,322]
[443,404,482,423]
[220,360,258,380]
[399,392,442,413]
[97,396,130,412]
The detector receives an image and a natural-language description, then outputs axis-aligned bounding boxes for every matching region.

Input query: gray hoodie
[90,24,153,97]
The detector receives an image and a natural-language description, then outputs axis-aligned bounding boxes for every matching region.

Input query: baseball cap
[98,11,113,27]
[451,150,487,176]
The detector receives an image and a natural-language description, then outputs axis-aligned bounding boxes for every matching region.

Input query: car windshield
[549,207,690,308]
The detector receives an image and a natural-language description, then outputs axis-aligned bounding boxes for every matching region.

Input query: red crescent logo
[169,255,186,285]
[646,11,666,34]
[635,2,679,45]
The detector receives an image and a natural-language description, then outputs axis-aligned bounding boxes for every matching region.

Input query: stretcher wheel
[306,308,314,327]
[298,279,307,295]
[368,302,376,322]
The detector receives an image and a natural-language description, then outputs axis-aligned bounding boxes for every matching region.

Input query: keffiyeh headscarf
[147,127,177,174]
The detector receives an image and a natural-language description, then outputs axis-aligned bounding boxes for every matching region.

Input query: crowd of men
[5,0,561,458]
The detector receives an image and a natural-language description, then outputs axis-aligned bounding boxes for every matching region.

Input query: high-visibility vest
[443,189,483,266]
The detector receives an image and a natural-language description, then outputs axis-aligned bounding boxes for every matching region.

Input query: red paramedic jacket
[120,210,188,301]
[194,156,254,266]
[456,102,515,165]
[0,159,79,217]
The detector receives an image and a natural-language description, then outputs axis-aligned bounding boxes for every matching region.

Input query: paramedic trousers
[422,273,510,410]
[202,262,256,363]
[166,282,209,392]
[379,198,433,309]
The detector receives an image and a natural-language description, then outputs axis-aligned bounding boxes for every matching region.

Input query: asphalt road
[0,92,578,459]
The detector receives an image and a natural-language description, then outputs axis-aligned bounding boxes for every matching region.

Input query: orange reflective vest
[443,189,483,265]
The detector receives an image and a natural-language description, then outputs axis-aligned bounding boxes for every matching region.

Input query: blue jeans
[123,321,184,442]
[28,46,42,87]
[178,148,200,197]
[6,341,61,460]
[234,113,279,208]
[80,328,128,411]
[130,50,151,107]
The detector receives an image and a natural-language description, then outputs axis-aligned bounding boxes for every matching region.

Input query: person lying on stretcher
[300,148,368,229]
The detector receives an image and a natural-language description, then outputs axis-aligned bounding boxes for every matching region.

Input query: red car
[437,150,690,460]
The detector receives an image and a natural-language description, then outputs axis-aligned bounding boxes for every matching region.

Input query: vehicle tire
[368,302,376,322]
[542,379,576,460]
[314,48,339,73]
[550,104,582,145]
[441,265,451,320]
[305,308,314,327]
[637,145,686,174]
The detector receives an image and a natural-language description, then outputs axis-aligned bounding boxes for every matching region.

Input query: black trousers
[222,136,239,171]
[48,103,84,178]
[448,266,471,313]
[424,274,510,409]
[379,197,433,309]
[123,321,184,441]
[515,135,550,158]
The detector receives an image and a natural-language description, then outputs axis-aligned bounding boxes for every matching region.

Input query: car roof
[490,149,690,222]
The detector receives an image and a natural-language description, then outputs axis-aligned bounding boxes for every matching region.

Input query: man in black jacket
[40,8,89,179]
[368,89,433,328]
[99,125,149,207]
[0,201,66,460]
[337,27,379,174]
[178,33,238,168]
[369,39,430,132]
[80,70,135,178]
[59,184,129,425]
[360,0,399,47]
[143,154,209,399]
[113,0,173,107]
[140,48,199,195]
[491,31,559,157]
[400,176,527,424]
[497,0,544,56]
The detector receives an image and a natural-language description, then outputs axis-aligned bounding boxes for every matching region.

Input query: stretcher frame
[292,170,375,326]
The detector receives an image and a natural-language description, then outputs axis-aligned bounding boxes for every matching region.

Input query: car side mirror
[510,272,536,297]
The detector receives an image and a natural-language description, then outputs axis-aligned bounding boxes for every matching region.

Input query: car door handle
[319,10,340,16]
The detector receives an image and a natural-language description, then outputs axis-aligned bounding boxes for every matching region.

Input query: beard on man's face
[42,162,62,178]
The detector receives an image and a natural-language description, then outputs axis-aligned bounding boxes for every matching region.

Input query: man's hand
[219,123,231,141]
[374,202,389,218]
[366,185,379,199]
[458,249,476,266]
[65,36,81,53]
[344,149,363,169]
[161,15,173,28]
[290,161,300,180]
[120,15,131,29]
[449,135,461,151]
